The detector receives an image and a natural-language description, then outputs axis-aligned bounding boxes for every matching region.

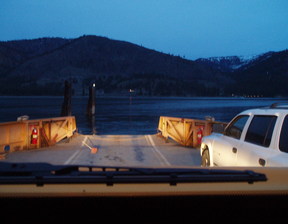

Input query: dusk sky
[1,0,287,59]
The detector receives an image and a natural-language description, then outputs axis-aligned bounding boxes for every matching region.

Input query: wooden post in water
[87,83,96,117]
[61,80,72,116]
[87,83,96,134]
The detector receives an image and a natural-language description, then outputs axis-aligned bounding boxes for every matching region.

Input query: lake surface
[0,96,285,135]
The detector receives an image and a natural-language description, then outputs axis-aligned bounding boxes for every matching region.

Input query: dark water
[0,96,284,135]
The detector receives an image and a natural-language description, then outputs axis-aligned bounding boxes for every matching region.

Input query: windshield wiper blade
[0,163,267,186]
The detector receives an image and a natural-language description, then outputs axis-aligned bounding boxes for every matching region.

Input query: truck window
[279,115,288,153]
[225,115,249,140]
[245,115,277,147]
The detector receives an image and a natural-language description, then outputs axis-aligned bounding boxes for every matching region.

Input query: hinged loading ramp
[0,116,76,153]
[158,116,227,148]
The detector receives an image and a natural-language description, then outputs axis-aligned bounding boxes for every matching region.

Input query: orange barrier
[0,116,76,153]
[158,116,227,148]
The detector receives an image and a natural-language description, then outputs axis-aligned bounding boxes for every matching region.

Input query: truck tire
[201,149,210,167]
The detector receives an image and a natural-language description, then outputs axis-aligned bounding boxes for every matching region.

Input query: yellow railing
[0,116,76,153]
[158,116,227,148]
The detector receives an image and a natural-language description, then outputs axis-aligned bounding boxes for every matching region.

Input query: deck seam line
[145,135,171,166]
[64,136,88,165]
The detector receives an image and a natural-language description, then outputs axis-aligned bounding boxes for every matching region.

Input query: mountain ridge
[0,35,287,97]
[195,51,276,72]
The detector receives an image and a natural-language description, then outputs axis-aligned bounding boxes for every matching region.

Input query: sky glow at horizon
[1,0,287,59]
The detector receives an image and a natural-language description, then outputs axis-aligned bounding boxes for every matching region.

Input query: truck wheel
[201,149,210,167]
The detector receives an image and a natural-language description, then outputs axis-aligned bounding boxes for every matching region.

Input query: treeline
[0,76,63,96]
[1,71,287,97]
[82,73,219,96]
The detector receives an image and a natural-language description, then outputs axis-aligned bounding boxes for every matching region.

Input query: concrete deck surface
[4,134,201,167]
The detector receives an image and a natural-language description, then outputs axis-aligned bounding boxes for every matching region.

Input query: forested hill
[0,35,287,96]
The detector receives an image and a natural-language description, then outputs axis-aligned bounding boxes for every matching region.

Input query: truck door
[268,115,288,166]
[237,115,277,166]
[213,115,249,166]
